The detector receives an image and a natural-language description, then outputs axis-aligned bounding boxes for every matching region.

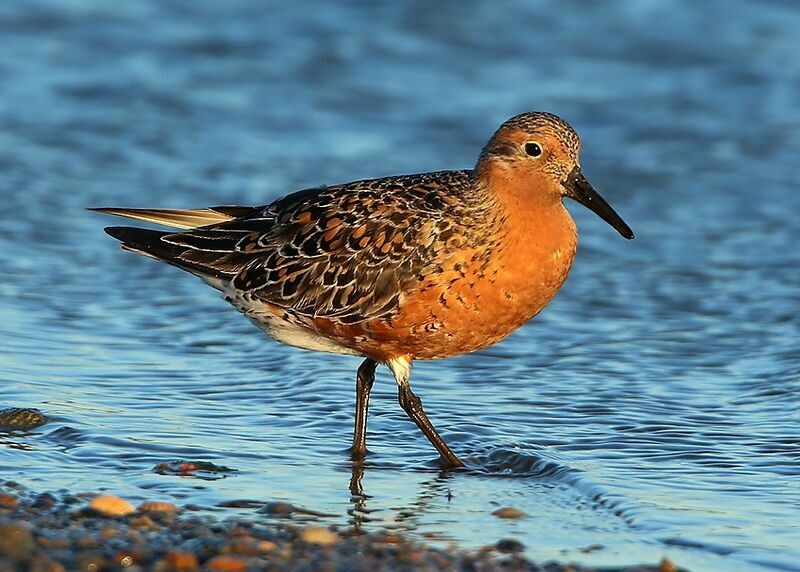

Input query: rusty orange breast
[355,192,578,361]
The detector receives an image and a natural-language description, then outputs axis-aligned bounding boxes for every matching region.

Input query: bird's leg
[398,384,464,469]
[351,358,378,463]
[389,357,464,469]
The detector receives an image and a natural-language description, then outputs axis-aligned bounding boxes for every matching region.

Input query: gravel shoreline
[0,481,683,572]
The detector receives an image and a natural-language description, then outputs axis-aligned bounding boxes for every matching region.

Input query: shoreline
[0,481,682,572]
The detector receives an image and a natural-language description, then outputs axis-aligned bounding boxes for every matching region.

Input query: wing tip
[103,225,132,241]
[103,225,166,244]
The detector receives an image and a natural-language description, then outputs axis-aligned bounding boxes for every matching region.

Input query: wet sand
[0,481,682,572]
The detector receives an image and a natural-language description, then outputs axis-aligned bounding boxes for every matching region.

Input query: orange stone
[0,493,18,509]
[205,555,248,572]
[89,495,135,517]
[299,527,339,546]
[165,550,198,571]
[139,501,180,514]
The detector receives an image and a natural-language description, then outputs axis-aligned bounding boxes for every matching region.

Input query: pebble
[256,540,277,553]
[257,501,295,516]
[89,495,136,517]
[76,552,107,571]
[153,461,233,480]
[224,537,260,556]
[580,544,604,553]
[28,555,66,572]
[492,507,526,519]
[660,558,678,572]
[165,550,198,571]
[77,535,102,549]
[217,499,262,509]
[0,521,35,559]
[205,555,248,572]
[129,515,157,529]
[298,527,339,546]
[115,552,135,568]
[496,538,525,553]
[100,527,119,539]
[0,493,18,509]
[32,493,56,510]
[139,501,180,514]
[0,407,48,430]
[375,533,404,545]
[0,483,683,572]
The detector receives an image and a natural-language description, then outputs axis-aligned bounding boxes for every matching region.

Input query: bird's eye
[525,142,543,158]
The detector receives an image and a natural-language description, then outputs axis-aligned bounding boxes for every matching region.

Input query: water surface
[1,2,799,571]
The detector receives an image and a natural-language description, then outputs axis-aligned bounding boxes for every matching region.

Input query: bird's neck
[473,160,575,233]
[474,162,579,320]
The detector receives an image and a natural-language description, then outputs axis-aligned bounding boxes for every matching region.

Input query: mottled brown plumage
[94,111,633,468]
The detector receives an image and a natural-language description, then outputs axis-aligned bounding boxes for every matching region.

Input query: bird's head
[477,111,633,239]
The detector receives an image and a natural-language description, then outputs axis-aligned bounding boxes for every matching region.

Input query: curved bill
[563,166,634,239]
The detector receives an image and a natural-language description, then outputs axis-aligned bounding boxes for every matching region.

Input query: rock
[298,527,339,546]
[256,540,277,553]
[374,533,404,545]
[495,538,525,553]
[115,553,135,568]
[224,537,260,556]
[0,408,48,430]
[139,501,180,514]
[660,557,678,572]
[153,461,233,480]
[88,495,135,517]
[36,536,70,550]
[100,527,118,539]
[0,493,18,509]
[75,552,107,572]
[257,501,295,516]
[32,493,56,510]
[0,487,683,572]
[205,555,248,572]
[165,550,198,571]
[217,499,263,509]
[491,507,526,519]
[76,534,102,549]
[128,515,156,529]
[0,521,35,559]
[27,555,66,572]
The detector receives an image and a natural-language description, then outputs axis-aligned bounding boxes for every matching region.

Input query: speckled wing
[160,170,475,324]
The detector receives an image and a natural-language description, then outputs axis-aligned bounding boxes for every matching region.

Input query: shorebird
[93,111,633,469]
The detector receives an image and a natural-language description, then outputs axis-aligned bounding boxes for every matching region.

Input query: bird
[92,111,633,469]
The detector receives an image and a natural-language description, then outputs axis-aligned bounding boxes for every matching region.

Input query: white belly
[248,313,363,356]
[215,280,363,357]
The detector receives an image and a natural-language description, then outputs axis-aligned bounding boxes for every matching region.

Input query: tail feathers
[89,206,249,230]
[104,226,176,258]
[103,226,229,281]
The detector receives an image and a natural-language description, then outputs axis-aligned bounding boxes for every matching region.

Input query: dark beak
[563,166,634,239]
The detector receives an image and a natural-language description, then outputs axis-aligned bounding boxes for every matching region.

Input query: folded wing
[96,171,473,324]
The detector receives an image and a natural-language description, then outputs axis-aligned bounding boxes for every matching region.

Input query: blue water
[1,1,799,570]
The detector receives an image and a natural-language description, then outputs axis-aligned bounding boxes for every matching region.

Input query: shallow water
[1,1,799,570]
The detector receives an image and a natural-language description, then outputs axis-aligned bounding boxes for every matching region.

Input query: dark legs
[390,357,464,469]
[351,356,464,469]
[351,358,378,463]
[397,382,464,468]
